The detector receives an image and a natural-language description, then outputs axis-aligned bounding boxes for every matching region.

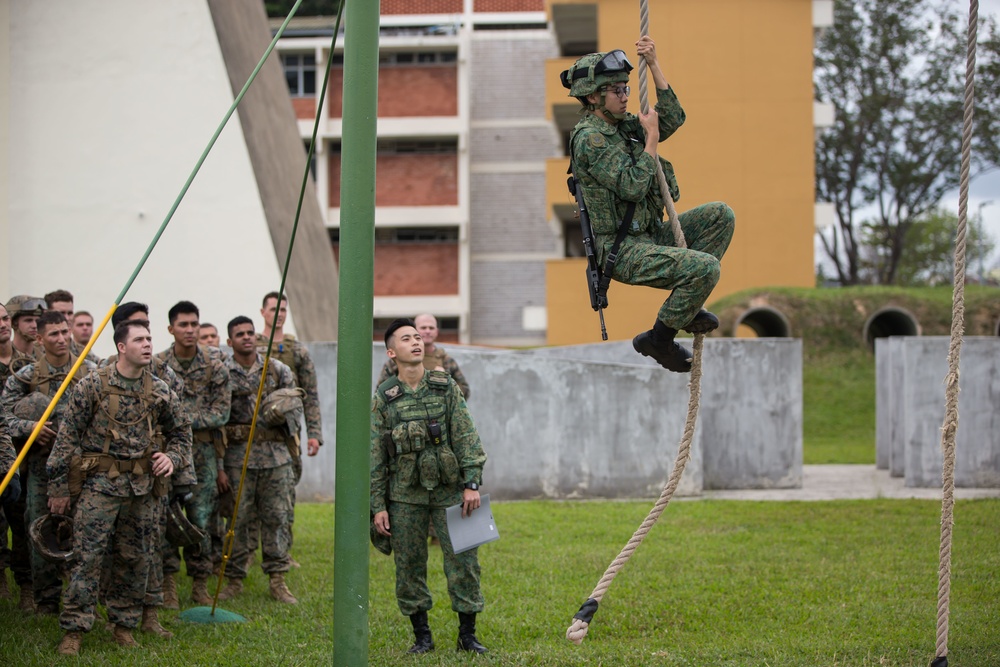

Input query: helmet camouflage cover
[260,387,305,428]
[165,499,207,550]
[29,514,75,564]
[13,392,51,422]
[560,49,633,98]
[4,295,47,321]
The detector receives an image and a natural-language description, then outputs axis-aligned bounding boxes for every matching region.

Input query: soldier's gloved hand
[0,473,20,505]
[172,485,193,505]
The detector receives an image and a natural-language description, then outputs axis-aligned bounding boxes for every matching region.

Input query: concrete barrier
[876,336,1000,488]
[297,338,803,499]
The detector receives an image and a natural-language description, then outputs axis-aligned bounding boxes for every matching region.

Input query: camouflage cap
[13,392,52,422]
[560,50,633,97]
[29,514,75,564]
[5,295,47,321]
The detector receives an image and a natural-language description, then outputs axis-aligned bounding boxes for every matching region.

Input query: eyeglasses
[604,85,630,99]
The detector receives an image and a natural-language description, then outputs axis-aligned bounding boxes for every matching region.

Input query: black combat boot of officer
[456,612,488,654]
[633,319,692,373]
[407,611,435,654]
[681,309,719,334]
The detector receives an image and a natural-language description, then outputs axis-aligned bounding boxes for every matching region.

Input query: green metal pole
[333,0,378,663]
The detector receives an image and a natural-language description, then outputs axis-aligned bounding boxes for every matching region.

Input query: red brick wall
[382,0,462,14]
[328,153,458,207]
[473,0,544,10]
[332,243,459,295]
[291,97,316,120]
[328,66,457,118]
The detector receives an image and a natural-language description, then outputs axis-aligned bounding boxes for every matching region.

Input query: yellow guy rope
[931,2,977,666]
[566,0,705,644]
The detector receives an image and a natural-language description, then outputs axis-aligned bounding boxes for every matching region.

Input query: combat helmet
[29,514,75,564]
[165,499,207,550]
[4,295,47,323]
[13,392,51,422]
[560,50,633,120]
[260,387,305,428]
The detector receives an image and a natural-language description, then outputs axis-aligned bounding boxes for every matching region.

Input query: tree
[858,206,995,285]
[814,0,1000,285]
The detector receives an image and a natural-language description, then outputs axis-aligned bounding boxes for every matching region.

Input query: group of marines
[0,290,323,656]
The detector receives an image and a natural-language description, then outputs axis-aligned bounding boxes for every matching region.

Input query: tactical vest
[259,334,299,386]
[28,354,84,396]
[378,371,460,491]
[71,367,163,497]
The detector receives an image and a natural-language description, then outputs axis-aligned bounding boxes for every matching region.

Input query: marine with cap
[562,36,735,372]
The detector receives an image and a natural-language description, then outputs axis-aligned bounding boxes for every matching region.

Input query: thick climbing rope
[931,2,977,665]
[566,1,705,644]
[0,0,308,500]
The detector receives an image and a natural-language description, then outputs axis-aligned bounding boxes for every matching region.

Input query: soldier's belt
[81,452,153,479]
[225,424,286,442]
[193,429,218,444]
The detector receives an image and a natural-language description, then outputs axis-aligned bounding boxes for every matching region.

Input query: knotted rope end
[566,619,589,644]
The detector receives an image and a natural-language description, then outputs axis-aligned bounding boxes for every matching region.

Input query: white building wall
[6,0,291,356]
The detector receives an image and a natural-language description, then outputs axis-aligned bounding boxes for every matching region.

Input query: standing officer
[371,318,489,654]
[47,320,191,655]
[2,311,96,614]
[155,301,230,606]
[562,36,735,372]
[218,316,298,604]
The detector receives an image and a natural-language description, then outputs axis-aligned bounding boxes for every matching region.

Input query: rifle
[568,172,609,340]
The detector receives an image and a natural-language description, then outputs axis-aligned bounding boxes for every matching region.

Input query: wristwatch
[464,482,479,491]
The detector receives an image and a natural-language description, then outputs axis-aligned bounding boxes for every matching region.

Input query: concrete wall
[297,338,802,500]
[877,337,1000,488]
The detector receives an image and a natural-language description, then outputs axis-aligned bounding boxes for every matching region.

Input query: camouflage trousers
[602,201,735,330]
[24,450,63,607]
[224,463,293,579]
[163,440,218,579]
[61,489,159,632]
[245,453,300,562]
[388,501,483,617]
[7,454,32,587]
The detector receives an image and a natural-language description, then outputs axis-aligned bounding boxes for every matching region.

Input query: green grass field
[3,501,998,666]
[803,348,876,464]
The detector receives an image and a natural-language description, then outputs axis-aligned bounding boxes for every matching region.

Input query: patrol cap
[560,49,633,97]
[5,295,47,322]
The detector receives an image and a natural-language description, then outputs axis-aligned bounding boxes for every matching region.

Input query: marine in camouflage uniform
[155,340,230,603]
[0,409,20,600]
[219,316,298,603]
[47,322,191,653]
[2,327,96,613]
[564,37,735,372]
[371,319,488,654]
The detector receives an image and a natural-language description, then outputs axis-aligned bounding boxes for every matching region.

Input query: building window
[282,53,316,97]
[377,139,458,155]
[379,51,457,66]
[329,227,459,244]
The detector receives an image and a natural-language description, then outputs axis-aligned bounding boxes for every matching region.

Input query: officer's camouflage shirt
[0,347,35,388]
[377,346,471,399]
[156,345,230,432]
[100,353,195,486]
[47,365,192,498]
[256,333,322,443]
[0,417,15,480]
[370,370,487,512]
[1,356,97,439]
[225,353,296,470]
[571,87,686,253]
[69,338,102,366]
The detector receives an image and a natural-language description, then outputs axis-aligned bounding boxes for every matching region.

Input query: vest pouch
[406,421,426,453]
[417,449,440,491]
[68,455,83,496]
[438,445,459,486]
[581,185,621,235]
[394,452,417,489]
[391,423,411,455]
[153,474,168,498]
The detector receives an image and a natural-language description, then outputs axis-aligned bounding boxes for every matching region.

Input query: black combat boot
[681,309,720,334]
[456,612,487,654]
[632,320,692,373]
[407,611,434,654]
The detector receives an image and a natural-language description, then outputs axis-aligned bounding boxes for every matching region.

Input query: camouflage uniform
[69,339,101,366]
[155,345,230,580]
[377,347,471,399]
[98,354,194,609]
[2,356,96,609]
[0,349,33,588]
[570,86,735,330]
[223,353,296,580]
[370,370,488,616]
[47,366,191,632]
